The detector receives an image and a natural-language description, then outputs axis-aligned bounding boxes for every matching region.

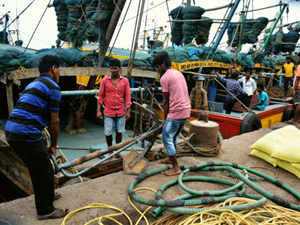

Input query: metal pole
[3,14,9,43]
[261,3,287,51]
[211,0,241,54]
[237,10,245,53]
[187,0,191,6]
[127,0,146,82]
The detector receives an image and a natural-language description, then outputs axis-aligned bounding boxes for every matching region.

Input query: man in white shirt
[238,68,257,107]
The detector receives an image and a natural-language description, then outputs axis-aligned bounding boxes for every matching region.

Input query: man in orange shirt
[292,55,300,123]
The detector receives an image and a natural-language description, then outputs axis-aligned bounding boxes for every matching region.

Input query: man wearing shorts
[97,58,131,147]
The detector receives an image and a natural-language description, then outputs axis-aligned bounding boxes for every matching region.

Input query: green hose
[188,162,300,210]
[152,175,247,217]
[177,167,247,196]
[167,197,267,215]
[128,161,300,216]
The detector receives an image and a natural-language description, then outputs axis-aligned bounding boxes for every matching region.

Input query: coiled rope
[61,187,157,225]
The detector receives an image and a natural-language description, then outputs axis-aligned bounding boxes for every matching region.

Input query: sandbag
[181,6,205,19]
[277,159,300,179]
[227,17,268,47]
[54,0,114,48]
[169,6,183,46]
[251,125,300,163]
[250,149,277,167]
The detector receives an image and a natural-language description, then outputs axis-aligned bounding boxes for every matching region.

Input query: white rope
[245,3,282,13]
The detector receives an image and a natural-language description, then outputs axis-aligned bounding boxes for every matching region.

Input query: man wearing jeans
[153,51,191,176]
[97,58,131,147]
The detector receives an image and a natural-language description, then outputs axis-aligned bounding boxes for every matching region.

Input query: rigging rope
[128,0,142,63]
[109,0,133,56]
[24,0,51,51]
[204,3,234,12]
[246,3,282,13]
[122,0,175,25]
[214,75,252,112]
[236,0,251,54]
[7,0,36,28]
[198,0,234,73]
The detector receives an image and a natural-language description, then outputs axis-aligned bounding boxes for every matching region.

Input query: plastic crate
[208,101,224,113]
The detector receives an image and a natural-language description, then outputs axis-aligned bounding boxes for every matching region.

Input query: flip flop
[161,169,181,176]
[54,192,62,201]
[37,208,69,220]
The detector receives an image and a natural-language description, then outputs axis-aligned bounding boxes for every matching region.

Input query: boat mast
[127,0,146,82]
[261,3,287,51]
[211,0,241,54]
[87,0,127,89]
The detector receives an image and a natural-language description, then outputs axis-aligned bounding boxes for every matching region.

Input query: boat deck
[0,119,135,161]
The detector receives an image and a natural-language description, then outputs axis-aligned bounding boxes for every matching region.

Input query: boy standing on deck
[153,51,191,176]
[97,58,131,147]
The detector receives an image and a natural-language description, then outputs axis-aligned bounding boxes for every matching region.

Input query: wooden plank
[0,145,33,195]
[5,75,14,115]
[8,67,158,80]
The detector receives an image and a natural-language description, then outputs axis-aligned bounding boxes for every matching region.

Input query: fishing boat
[1,0,300,202]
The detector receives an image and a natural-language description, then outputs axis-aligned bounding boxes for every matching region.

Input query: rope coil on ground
[60,187,157,225]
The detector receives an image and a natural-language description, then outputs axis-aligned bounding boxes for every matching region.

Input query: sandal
[37,208,69,220]
[161,168,182,176]
[54,192,62,201]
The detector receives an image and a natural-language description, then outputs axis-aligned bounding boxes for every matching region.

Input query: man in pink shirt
[97,58,131,147]
[153,51,191,176]
[292,54,300,123]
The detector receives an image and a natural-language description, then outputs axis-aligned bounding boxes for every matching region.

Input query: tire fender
[240,112,262,134]
[282,107,294,122]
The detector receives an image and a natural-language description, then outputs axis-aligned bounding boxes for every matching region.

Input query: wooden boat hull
[190,103,292,139]
[154,101,292,139]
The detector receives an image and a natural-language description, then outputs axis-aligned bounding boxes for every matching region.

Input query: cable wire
[24,0,51,51]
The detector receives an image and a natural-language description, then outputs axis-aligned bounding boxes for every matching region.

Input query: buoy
[189,120,219,146]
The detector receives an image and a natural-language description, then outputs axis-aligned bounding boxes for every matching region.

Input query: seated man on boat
[216,71,248,114]
[153,51,191,176]
[238,67,257,107]
[5,55,69,220]
[253,83,269,111]
[97,58,131,148]
[190,76,208,110]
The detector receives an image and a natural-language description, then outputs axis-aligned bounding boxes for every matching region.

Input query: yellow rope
[60,186,300,225]
[151,197,300,225]
[60,187,157,225]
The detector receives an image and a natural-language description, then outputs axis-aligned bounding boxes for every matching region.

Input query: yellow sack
[251,125,300,163]
[277,160,300,179]
[291,163,300,170]
[250,149,278,167]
